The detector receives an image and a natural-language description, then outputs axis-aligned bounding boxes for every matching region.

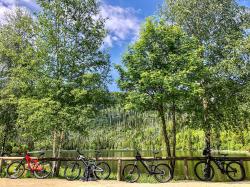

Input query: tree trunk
[239,125,245,146]
[203,98,211,153]
[171,99,177,174]
[52,130,57,176]
[172,100,177,158]
[1,125,8,156]
[215,129,221,150]
[54,131,64,176]
[158,104,171,157]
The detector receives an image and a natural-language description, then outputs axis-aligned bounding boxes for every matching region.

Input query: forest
[0,0,249,162]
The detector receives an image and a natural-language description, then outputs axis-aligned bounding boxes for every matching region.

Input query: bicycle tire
[122,164,140,183]
[226,161,245,181]
[154,163,172,183]
[7,161,25,179]
[34,161,52,179]
[194,161,215,181]
[94,161,111,180]
[64,162,81,181]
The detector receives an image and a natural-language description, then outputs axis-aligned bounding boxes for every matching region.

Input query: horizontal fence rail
[1,156,250,180]
[2,156,250,161]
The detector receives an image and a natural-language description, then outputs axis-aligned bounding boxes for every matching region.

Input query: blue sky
[101,0,164,91]
[0,0,249,91]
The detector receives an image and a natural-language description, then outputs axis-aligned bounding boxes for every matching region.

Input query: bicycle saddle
[78,155,85,159]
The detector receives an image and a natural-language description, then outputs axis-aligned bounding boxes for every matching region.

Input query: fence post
[117,159,122,181]
[0,158,3,174]
[184,159,189,180]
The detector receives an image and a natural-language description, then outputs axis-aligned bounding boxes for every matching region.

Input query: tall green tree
[17,0,111,161]
[117,18,203,163]
[0,9,37,154]
[162,0,250,149]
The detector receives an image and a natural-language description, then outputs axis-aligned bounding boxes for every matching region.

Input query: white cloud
[0,0,39,10]
[100,3,141,47]
[0,0,141,47]
[0,1,16,23]
[0,0,40,23]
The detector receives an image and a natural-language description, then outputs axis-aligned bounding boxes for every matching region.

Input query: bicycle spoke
[226,162,245,181]
[122,164,140,183]
[194,161,214,181]
[154,164,172,183]
[7,161,25,179]
[94,162,111,180]
[34,161,52,179]
[64,162,81,181]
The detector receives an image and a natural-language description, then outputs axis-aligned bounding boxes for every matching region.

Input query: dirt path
[1,179,250,187]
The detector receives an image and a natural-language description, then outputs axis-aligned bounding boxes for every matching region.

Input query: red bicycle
[6,152,52,179]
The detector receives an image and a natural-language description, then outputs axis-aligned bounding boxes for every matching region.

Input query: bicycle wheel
[122,164,140,183]
[34,161,52,179]
[194,161,215,181]
[64,162,81,181]
[154,164,172,183]
[226,161,245,181]
[94,162,111,180]
[7,161,25,179]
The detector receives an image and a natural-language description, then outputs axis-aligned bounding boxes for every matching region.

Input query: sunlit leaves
[117,19,203,111]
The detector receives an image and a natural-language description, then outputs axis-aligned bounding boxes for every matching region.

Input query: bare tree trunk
[52,130,57,176]
[158,104,171,157]
[203,98,211,154]
[172,100,177,158]
[171,99,177,174]
[55,131,64,176]
[1,126,8,156]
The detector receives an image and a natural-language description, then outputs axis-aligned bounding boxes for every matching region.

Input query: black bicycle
[64,149,111,180]
[122,150,172,183]
[194,148,245,181]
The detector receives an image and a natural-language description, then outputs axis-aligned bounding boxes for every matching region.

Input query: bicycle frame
[76,152,104,172]
[213,158,227,173]
[19,153,42,173]
[205,157,227,174]
[134,157,162,175]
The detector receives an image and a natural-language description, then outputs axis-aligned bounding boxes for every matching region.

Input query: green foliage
[0,9,37,153]
[117,19,203,110]
[161,0,250,149]
[0,1,111,156]
[117,18,203,157]
[0,0,249,169]
[65,107,249,152]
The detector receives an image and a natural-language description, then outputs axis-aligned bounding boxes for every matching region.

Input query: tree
[14,0,111,173]
[117,18,203,168]
[162,0,250,150]
[0,8,37,154]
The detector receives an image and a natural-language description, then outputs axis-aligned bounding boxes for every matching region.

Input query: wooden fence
[0,156,250,181]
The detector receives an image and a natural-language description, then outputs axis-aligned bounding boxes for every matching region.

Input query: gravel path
[1,179,250,187]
